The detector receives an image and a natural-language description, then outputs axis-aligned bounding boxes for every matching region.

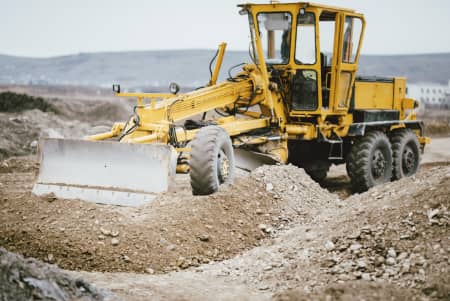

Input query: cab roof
[238,2,357,14]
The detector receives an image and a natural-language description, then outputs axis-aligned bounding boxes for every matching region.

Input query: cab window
[342,17,363,63]
[257,12,292,64]
[295,12,316,65]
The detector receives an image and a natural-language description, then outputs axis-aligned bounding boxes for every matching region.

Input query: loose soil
[74,163,450,301]
[0,86,132,160]
[0,157,334,274]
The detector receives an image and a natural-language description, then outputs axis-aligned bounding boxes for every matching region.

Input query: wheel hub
[371,150,386,179]
[218,150,230,183]
[402,146,415,173]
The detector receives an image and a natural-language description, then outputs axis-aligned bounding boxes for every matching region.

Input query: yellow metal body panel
[354,82,396,110]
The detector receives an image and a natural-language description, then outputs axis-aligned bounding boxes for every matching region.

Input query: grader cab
[33,2,428,206]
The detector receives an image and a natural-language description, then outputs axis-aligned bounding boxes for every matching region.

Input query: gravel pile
[319,203,449,288]
[251,164,339,218]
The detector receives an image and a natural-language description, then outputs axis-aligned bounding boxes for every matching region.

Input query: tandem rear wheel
[346,129,421,192]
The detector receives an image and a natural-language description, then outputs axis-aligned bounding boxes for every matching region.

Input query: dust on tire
[189,126,235,195]
[347,131,393,192]
[390,128,421,180]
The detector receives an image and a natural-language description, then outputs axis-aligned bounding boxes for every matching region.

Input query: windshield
[256,12,292,65]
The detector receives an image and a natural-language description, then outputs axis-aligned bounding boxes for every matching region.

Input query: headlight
[169,82,180,94]
[112,84,121,93]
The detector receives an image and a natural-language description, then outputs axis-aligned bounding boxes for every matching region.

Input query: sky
[2,0,450,57]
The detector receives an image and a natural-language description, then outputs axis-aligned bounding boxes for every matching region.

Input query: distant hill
[0,51,449,91]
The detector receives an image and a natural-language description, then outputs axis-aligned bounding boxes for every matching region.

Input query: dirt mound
[0,159,338,274]
[76,164,449,301]
[0,247,119,301]
[0,93,131,160]
[0,91,58,113]
[252,164,338,219]
[49,98,132,123]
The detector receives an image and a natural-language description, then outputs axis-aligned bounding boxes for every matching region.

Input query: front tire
[390,129,420,180]
[189,126,235,195]
[347,131,392,192]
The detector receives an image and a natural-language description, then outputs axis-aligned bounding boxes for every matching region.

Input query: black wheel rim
[371,149,386,180]
[402,145,417,175]
[217,150,230,184]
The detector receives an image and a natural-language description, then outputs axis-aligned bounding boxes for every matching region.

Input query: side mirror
[239,8,248,15]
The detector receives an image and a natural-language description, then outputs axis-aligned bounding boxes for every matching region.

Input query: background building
[408,80,450,110]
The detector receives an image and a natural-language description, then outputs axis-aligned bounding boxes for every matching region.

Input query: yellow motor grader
[33,2,429,206]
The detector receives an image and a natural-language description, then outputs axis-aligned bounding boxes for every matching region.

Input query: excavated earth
[0,86,449,300]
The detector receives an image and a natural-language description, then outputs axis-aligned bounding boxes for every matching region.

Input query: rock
[432,243,441,250]
[43,193,57,202]
[30,140,38,148]
[348,231,361,239]
[385,267,397,275]
[255,208,263,215]
[122,255,131,263]
[375,256,385,267]
[145,268,155,274]
[98,235,105,240]
[176,257,190,269]
[325,241,335,251]
[111,238,120,246]
[397,252,408,261]
[100,228,111,236]
[361,273,371,281]
[357,260,367,270]
[386,257,396,266]
[199,234,210,242]
[387,248,397,258]
[264,227,273,234]
[46,253,54,263]
[338,274,352,281]
[265,183,274,192]
[427,208,439,219]
[258,224,272,233]
[111,230,120,237]
[353,271,362,278]
[350,243,362,252]
[401,260,411,274]
[323,257,338,268]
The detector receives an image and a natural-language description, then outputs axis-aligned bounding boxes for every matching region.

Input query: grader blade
[32,138,177,207]
[234,148,278,172]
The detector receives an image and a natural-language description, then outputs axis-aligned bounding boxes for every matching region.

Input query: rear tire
[189,126,235,195]
[347,131,392,192]
[390,129,420,180]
